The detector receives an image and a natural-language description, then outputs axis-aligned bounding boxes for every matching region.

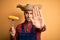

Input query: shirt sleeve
[40,25,46,32]
[35,25,46,32]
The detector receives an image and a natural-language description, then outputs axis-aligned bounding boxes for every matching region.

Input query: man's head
[17,4,34,22]
[17,4,40,22]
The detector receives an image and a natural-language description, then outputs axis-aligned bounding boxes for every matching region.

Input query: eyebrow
[24,11,28,13]
[24,11,33,14]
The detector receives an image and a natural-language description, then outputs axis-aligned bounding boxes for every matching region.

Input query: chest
[18,24,36,40]
[18,24,35,33]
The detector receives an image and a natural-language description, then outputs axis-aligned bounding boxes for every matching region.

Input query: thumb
[29,15,34,22]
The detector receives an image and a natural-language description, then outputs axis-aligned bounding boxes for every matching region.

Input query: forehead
[24,10,32,13]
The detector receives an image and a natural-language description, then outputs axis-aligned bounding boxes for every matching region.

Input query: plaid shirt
[11,21,46,40]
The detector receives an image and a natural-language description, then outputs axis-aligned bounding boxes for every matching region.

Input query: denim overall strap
[18,23,26,40]
[26,25,36,40]
[18,24,36,40]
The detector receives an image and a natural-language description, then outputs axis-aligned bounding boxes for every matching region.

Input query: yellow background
[0,0,60,40]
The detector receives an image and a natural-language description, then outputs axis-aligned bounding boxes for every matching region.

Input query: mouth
[26,18,31,21]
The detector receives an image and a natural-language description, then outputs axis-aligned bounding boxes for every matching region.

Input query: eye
[25,12,29,14]
[24,12,28,14]
[30,13,33,14]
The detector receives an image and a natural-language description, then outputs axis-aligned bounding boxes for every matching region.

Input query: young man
[10,4,46,40]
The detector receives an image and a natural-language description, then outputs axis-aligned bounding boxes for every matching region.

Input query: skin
[10,5,45,37]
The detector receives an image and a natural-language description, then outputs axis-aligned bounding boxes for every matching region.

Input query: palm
[33,17,44,28]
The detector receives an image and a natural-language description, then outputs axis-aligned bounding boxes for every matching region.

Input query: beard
[25,18,31,22]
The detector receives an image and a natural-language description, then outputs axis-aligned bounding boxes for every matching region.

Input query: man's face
[24,11,33,22]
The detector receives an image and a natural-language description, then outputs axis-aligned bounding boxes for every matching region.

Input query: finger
[33,6,35,17]
[10,27,15,31]
[39,10,43,18]
[36,6,40,16]
[34,5,40,17]
[34,6,38,16]
[31,18,34,23]
[33,5,38,17]
[29,14,34,22]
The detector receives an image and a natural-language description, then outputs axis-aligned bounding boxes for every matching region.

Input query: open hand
[30,5,44,28]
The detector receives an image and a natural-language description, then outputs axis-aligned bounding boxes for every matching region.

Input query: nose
[28,13,31,18]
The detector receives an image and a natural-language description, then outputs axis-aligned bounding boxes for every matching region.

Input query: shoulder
[15,23,24,33]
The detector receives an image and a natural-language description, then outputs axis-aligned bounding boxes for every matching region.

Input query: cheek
[30,14,33,17]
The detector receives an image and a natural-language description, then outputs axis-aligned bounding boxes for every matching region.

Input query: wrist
[36,25,45,30]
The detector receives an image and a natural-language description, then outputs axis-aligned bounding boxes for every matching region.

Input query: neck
[25,20,32,24]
